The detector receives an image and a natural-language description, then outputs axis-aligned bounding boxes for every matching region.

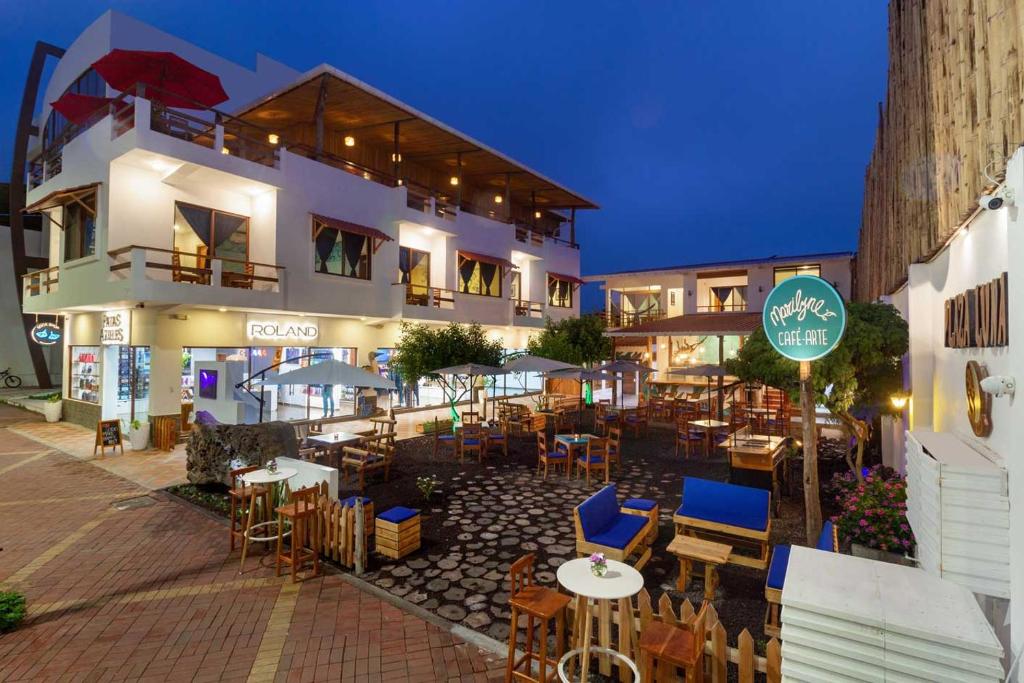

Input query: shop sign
[965,360,993,437]
[100,310,131,346]
[247,318,319,343]
[944,272,1008,348]
[763,275,847,361]
[30,322,62,345]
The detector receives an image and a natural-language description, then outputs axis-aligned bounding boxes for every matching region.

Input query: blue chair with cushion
[573,484,653,569]
[764,520,837,637]
[673,477,772,570]
[432,418,456,458]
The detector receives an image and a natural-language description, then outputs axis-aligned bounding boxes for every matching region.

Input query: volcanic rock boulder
[186,421,298,485]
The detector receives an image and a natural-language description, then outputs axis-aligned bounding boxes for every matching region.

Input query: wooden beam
[503,173,511,222]
[392,121,401,185]
[570,207,577,245]
[314,74,328,159]
[9,40,64,390]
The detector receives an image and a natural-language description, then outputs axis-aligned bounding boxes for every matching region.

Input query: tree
[727,301,907,478]
[526,315,612,367]
[391,322,504,417]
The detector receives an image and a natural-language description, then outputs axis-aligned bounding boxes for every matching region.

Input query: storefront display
[70,346,101,403]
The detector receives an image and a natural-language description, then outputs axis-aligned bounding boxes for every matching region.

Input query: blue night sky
[0,1,888,311]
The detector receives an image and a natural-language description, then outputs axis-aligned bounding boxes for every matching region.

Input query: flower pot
[129,422,151,450]
[850,542,914,566]
[43,400,62,423]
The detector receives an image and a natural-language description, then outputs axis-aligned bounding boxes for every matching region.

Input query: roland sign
[762,276,847,362]
[246,318,319,343]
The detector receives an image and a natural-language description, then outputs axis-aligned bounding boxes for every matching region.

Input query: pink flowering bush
[830,465,914,553]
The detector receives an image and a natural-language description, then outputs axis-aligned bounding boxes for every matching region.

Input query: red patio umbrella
[50,92,113,125]
[91,49,229,109]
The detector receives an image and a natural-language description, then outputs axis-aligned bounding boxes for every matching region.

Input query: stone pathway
[0,404,505,682]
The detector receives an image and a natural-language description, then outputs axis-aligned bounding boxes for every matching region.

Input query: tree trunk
[800,361,822,545]
[834,410,871,481]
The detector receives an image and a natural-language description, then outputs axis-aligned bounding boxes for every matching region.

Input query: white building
[18,12,595,428]
[882,145,1024,675]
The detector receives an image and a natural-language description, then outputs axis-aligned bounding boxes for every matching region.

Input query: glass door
[399,246,430,305]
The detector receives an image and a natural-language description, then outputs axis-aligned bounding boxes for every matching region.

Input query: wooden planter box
[416,419,454,435]
[375,508,421,559]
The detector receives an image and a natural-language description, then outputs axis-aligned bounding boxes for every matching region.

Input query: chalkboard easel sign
[94,419,124,455]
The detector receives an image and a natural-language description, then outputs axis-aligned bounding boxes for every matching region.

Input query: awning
[607,311,762,337]
[311,213,393,253]
[548,271,585,288]
[458,250,516,270]
[23,182,101,223]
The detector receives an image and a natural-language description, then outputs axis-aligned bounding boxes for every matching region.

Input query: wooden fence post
[354,498,365,574]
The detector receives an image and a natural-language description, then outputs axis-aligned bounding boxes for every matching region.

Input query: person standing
[322,383,335,417]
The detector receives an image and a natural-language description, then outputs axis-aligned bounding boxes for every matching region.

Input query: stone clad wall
[857,0,1024,301]
[186,421,298,485]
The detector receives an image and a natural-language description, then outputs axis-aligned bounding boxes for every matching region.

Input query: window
[458,254,502,297]
[774,264,821,285]
[43,68,105,149]
[510,271,522,302]
[547,275,574,308]
[62,191,97,261]
[69,346,101,403]
[313,218,371,280]
[398,246,430,304]
[173,202,250,275]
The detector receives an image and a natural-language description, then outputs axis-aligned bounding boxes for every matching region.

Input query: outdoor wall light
[392,153,402,162]
[267,133,279,145]
[890,392,910,410]
[344,135,356,147]
[980,375,1015,398]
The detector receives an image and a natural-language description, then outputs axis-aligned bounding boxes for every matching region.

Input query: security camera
[978,188,1013,210]
[980,375,1015,398]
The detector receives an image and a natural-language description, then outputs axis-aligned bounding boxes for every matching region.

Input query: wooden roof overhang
[23,182,100,229]
[311,213,393,253]
[233,69,598,212]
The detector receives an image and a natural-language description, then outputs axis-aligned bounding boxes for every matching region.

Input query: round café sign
[763,275,847,361]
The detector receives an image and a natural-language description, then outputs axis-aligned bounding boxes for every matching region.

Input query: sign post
[762,275,847,544]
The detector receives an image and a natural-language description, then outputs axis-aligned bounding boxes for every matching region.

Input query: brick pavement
[0,405,506,682]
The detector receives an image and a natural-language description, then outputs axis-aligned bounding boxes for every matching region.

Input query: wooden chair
[607,426,622,472]
[576,437,609,486]
[504,554,571,683]
[765,520,837,637]
[487,421,509,457]
[229,466,270,553]
[341,444,391,493]
[623,405,649,437]
[433,417,456,458]
[638,601,709,682]
[171,246,209,285]
[674,418,703,458]
[274,485,321,583]
[459,422,485,463]
[222,261,255,289]
[536,431,569,479]
[506,404,534,437]
[572,484,653,569]
[594,401,619,436]
[462,411,481,425]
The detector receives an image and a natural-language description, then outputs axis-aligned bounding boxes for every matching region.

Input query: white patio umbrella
[668,364,729,419]
[544,367,620,429]
[502,355,579,374]
[257,359,396,391]
[598,359,654,408]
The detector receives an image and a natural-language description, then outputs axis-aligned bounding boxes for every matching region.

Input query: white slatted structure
[780,547,1003,683]
[905,430,1010,598]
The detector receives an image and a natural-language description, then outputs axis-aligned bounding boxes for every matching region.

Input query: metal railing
[512,299,544,318]
[108,245,285,293]
[600,310,666,328]
[696,303,748,313]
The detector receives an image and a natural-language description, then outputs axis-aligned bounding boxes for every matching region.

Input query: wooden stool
[229,466,269,553]
[621,498,659,544]
[274,485,320,583]
[638,601,709,683]
[375,507,421,559]
[667,535,731,601]
[505,554,571,683]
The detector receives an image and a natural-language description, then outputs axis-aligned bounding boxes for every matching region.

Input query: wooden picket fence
[284,483,366,572]
[570,588,781,682]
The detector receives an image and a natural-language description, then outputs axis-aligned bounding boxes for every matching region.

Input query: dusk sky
[1,1,889,311]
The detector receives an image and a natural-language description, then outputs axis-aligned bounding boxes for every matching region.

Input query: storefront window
[116,346,150,423]
[313,219,371,280]
[69,346,101,403]
[774,264,820,285]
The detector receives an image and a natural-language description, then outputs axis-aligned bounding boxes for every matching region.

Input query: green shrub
[0,591,26,631]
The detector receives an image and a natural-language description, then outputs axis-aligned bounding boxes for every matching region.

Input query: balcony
[22,266,60,299]
[397,283,456,310]
[696,302,748,313]
[600,310,666,329]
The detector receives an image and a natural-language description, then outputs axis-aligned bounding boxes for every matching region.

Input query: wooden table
[239,467,297,572]
[667,534,732,600]
[724,433,788,514]
[307,431,365,467]
[688,418,729,455]
[555,433,598,479]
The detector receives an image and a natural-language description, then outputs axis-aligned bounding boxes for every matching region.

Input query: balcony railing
[22,266,60,298]
[108,245,284,293]
[396,283,455,309]
[696,303,748,313]
[512,299,544,318]
[601,310,666,329]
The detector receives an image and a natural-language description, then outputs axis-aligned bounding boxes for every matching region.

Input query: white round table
[239,467,297,572]
[556,558,643,682]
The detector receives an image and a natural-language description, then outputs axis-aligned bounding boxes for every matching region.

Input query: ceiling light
[391,153,402,162]
[267,133,279,145]
[173,224,180,231]
[494,195,503,204]
[534,211,541,219]
[221,146,230,155]
[218,307,227,312]
[450,176,459,186]
[362,172,370,180]
[344,136,355,147]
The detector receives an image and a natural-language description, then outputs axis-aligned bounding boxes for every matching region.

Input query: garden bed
[167,424,853,646]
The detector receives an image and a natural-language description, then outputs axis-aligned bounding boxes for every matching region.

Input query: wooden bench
[573,484,653,569]
[673,477,771,570]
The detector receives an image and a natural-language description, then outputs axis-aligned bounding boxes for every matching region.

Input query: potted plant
[127,418,150,450]
[830,466,914,565]
[43,394,62,423]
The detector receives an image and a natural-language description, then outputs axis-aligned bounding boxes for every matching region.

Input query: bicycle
[0,368,22,389]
